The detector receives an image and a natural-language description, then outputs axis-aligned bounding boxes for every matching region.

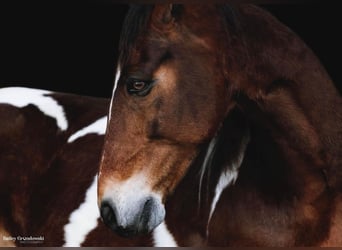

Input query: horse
[0,3,341,247]
[98,3,342,246]
[0,87,154,246]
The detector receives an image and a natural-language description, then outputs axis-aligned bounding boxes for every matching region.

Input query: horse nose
[100,197,165,237]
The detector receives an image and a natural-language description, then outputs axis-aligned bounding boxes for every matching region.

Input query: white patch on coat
[208,169,239,224]
[207,130,250,235]
[153,221,178,247]
[0,87,68,130]
[67,116,107,143]
[198,136,219,206]
[63,176,100,247]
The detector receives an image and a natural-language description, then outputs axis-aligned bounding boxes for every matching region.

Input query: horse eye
[133,81,146,91]
[127,79,154,96]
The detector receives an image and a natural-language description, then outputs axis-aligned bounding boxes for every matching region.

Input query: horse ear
[152,4,180,27]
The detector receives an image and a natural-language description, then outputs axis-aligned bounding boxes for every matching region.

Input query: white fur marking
[103,173,161,225]
[67,116,107,143]
[63,176,100,247]
[108,66,121,121]
[207,131,250,235]
[100,64,120,179]
[208,169,239,224]
[0,87,68,130]
[198,136,219,206]
[153,221,178,247]
[102,173,165,232]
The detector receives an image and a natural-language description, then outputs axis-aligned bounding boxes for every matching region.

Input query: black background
[0,1,341,98]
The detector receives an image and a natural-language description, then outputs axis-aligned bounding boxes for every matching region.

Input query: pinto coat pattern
[1,4,342,247]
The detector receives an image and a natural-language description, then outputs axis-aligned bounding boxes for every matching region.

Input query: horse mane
[118,4,243,67]
[118,5,154,67]
[220,4,243,35]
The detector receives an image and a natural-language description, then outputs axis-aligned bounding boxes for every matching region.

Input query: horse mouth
[111,226,138,238]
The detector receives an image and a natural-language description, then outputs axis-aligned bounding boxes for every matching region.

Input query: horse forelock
[119,5,154,67]
[219,4,242,33]
[118,4,241,67]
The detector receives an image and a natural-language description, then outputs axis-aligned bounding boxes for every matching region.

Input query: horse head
[97,4,235,237]
[97,4,342,242]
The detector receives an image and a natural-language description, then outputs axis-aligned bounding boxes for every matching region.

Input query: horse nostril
[139,198,154,233]
[100,201,138,237]
[100,201,118,231]
[143,198,153,215]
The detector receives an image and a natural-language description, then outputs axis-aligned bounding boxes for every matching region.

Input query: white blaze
[108,65,121,121]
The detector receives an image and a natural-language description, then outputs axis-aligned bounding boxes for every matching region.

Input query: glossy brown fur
[0,91,151,246]
[98,4,233,203]
[99,4,342,246]
[1,4,341,247]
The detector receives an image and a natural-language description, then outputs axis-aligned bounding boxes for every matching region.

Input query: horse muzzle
[100,196,165,237]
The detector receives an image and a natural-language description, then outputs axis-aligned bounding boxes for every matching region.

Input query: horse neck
[230,5,342,191]
[164,109,250,244]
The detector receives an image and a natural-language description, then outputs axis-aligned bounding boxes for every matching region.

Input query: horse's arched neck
[233,50,341,194]
[224,5,342,192]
